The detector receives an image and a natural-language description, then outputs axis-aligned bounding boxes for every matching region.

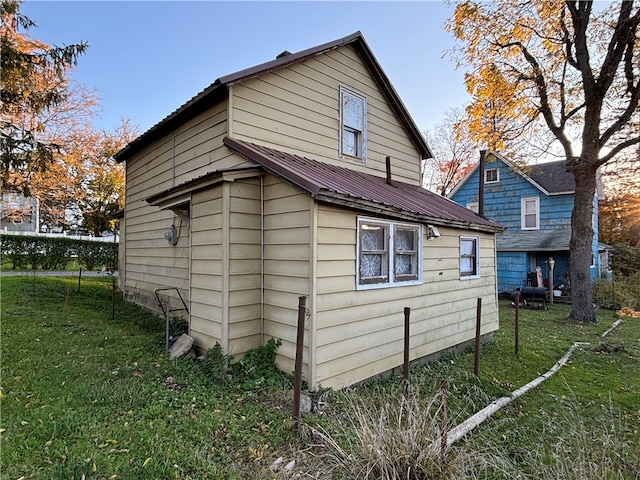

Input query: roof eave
[114,80,227,162]
[316,191,504,233]
[114,31,432,163]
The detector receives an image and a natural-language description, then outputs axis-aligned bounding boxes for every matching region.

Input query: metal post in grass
[112,276,116,322]
[293,295,307,431]
[77,268,82,293]
[514,291,520,355]
[474,297,482,378]
[440,380,448,456]
[403,307,411,402]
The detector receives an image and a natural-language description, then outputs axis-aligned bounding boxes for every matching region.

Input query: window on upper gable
[460,236,479,279]
[357,217,421,289]
[340,86,367,162]
[484,168,499,183]
[521,197,540,230]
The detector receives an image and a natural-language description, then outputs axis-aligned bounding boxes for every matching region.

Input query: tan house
[114,31,503,390]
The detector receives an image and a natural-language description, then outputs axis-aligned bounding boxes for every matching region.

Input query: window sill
[357,279,422,290]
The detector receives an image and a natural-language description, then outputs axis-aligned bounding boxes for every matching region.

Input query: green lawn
[2,276,639,479]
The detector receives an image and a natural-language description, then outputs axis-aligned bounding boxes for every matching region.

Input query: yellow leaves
[248,445,266,460]
[142,457,152,467]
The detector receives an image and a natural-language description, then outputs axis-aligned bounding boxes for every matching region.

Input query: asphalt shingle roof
[496,229,572,252]
[527,160,575,194]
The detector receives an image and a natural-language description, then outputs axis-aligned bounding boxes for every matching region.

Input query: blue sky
[22,1,469,136]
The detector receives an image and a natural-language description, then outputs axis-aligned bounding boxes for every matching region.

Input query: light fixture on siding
[427,225,440,240]
[164,224,178,246]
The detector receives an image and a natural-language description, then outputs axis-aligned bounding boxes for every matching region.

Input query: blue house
[448,151,602,295]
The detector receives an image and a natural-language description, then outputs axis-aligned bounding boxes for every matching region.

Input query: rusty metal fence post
[474,297,482,378]
[514,291,520,354]
[403,307,410,401]
[293,295,307,431]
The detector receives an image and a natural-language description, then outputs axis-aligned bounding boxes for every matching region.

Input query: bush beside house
[0,234,118,271]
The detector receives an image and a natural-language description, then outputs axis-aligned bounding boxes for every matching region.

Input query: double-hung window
[521,197,540,230]
[340,86,367,162]
[358,218,421,288]
[460,236,479,279]
[484,168,499,183]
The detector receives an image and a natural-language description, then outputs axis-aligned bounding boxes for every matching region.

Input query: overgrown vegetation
[593,243,640,311]
[0,233,117,270]
[593,272,640,310]
[197,339,293,391]
[2,276,639,479]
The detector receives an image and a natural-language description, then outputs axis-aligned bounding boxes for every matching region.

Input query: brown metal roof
[114,31,431,162]
[224,137,503,233]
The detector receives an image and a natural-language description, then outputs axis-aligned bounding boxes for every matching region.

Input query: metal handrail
[154,288,189,356]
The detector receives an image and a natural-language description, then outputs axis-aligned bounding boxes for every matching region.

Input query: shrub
[0,234,117,271]
[611,243,640,278]
[198,338,292,391]
[593,273,640,311]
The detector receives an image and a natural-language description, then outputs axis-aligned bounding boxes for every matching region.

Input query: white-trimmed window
[358,218,421,288]
[484,168,499,183]
[340,86,367,162]
[460,236,479,279]
[521,197,540,230]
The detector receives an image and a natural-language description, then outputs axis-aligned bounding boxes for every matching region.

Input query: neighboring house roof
[448,151,575,197]
[115,31,432,162]
[222,137,502,232]
[496,229,571,252]
[527,160,574,194]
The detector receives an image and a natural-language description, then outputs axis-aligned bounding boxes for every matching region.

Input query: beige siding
[231,45,422,185]
[227,178,262,356]
[122,101,254,317]
[262,176,313,377]
[190,187,224,348]
[312,205,499,389]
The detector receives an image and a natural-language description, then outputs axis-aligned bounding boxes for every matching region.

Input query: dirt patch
[589,342,627,354]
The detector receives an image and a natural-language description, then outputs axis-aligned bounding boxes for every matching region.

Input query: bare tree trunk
[569,165,598,323]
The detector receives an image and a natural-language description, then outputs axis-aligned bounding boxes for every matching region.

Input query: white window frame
[460,236,480,279]
[339,86,367,163]
[467,202,479,214]
[484,168,499,183]
[521,197,540,230]
[357,217,422,290]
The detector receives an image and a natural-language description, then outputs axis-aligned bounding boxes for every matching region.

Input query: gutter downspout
[478,150,486,217]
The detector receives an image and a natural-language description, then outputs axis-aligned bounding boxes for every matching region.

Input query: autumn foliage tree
[423,107,476,196]
[1,0,87,193]
[1,1,136,235]
[448,1,640,323]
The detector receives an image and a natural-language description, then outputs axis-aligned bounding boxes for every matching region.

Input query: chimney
[478,149,486,217]
[386,156,392,185]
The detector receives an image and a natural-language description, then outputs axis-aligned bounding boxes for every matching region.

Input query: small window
[340,86,367,162]
[359,223,389,284]
[358,218,421,289]
[485,168,499,183]
[394,227,419,282]
[460,236,479,278]
[521,197,540,230]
